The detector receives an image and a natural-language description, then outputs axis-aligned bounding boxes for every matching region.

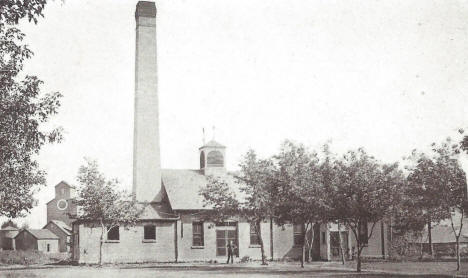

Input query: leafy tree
[274,141,328,267]
[200,150,277,265]
[319,144,347,264]
[1,0,62,219]
[390,189,427,259]
[429,138,467,271]
[0,0,48,24]
[461,136,468,154]
[459,129,467,154]
[74,159,142,265]
[405,151,450,256]
[328,149,403,272]
[199,177,240,222]
[1,219,18,229]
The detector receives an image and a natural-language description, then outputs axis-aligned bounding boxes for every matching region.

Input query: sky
[8,0,468,228]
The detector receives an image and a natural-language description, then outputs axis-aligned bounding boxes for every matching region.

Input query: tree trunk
[301,241,305,268]
[420,241,423,260]
[256,222,267,265]
[99,220,105,266]
[356,245,362,272]
[428,220,433,257]
[449,209,464,272]
[301,223,310,268]
[305,223,314,263]
[338,221,346,265]
[456,236,460,271]
[270,217,274,261]
[355,222,362,272]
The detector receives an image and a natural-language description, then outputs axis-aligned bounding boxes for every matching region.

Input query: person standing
[226,240,236,264]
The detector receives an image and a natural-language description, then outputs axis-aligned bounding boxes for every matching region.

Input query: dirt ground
[0,264,460,278]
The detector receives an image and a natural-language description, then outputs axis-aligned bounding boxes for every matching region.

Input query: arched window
[207,151,224,167]
[200,151,205,169]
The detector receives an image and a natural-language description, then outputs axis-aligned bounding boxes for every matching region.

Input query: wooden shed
[43,220,72,252]
[15,229,59,253]
[0,226,19,250]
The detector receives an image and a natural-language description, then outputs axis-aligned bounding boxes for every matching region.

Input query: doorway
[215,222,238,257]
[330,231,349,260]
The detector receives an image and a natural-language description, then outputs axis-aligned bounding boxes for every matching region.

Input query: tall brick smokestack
[133,1,161,202]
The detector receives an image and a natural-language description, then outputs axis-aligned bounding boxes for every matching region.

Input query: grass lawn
[2,259,468,277]
[0,266,454,278]
[327,260,468,276]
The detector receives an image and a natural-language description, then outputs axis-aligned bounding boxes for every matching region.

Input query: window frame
[106,225,120,241]
[293,223,304,246]
[192,222,204,247]
[143,225,156,241]
[249,222,261,246]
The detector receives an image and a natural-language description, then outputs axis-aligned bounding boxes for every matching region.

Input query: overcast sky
[9,0,468,227]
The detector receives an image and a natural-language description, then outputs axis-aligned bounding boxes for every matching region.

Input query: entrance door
[216,229,238,256]
[330,231,349,260]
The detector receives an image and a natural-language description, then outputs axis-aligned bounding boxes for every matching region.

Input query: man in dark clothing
[226,240,236,264]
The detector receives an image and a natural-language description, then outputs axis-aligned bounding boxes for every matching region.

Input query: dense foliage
[0,0,62,219]
[0,0,48,24]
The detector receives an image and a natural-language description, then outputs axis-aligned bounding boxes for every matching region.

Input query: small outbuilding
[0,226,19,250]
[43,220,72,252]
[15,229,59,253]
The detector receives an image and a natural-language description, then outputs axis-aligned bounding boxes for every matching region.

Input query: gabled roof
[44,220,72,236]
[3,230,19,239]
[138,202,178,220]
[199,140,226,149]
[1,225,18,231]
[55,180,75,188]
[161,169,241,210]
[18,229,59,240]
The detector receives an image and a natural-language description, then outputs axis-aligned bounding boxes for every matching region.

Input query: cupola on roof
[199,140,226,149]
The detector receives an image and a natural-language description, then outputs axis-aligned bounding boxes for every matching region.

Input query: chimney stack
[133,1,161,202]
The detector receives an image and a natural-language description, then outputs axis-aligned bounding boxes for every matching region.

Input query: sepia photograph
[0,0,468,277]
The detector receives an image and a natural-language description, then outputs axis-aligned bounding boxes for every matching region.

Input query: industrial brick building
[70,1,389,264]
[46,181,77,227]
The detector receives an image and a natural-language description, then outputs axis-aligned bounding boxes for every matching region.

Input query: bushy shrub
[388,235,424,261]
[0,250,50,265]
[240,256,250,263]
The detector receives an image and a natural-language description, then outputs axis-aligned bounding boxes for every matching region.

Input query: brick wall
[76,221,176,264]
[37,239,59,253]
[272,223,302,260]
[348,220,388,258]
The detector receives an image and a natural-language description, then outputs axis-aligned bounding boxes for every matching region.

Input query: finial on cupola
[202,127,206,145]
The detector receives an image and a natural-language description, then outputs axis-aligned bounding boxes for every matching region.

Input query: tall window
[207,151,224,167]
[192,222,204,246]
[359,220,368,245]
[250,222,261,245]
[107,226,120,241]
[293,223,304,246]
[144,225,156,240]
